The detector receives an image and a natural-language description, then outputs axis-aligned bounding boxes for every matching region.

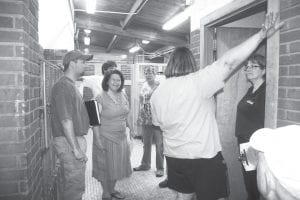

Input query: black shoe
[158,179,168,188]
[133,165,150,171]
[156,170,164,177]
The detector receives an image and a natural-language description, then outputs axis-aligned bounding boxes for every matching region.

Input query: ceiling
[72,0,190,57]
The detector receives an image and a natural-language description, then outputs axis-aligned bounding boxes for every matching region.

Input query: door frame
[200,0,280,128]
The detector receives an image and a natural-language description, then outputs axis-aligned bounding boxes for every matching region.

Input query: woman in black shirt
[235,54,266,200]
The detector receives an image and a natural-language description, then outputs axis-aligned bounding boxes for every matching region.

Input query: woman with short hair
[134,66,164,177]
[235,54,266,200]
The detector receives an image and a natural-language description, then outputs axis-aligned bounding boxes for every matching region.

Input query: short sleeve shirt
[51,76,90,137]
[150,63,226,159]
[235,82,266,143]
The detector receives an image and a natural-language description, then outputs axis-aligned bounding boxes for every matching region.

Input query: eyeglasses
[244,64,260,71]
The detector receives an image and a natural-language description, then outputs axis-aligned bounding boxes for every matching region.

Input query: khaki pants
[53,136,87,200]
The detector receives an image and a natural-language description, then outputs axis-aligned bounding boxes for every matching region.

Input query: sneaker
[156,170,164,177]
[158,178,168,188]
[133,165,150,171]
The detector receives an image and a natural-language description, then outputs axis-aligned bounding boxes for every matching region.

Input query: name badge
[246,100,254,105]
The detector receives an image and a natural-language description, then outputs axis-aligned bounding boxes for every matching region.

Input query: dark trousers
[242,168,260,200]
[140,125,164,170]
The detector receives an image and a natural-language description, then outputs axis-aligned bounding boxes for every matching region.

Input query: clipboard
[239,142,257,171]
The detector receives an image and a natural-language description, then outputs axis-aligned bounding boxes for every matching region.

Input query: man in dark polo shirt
[50,50,93,200]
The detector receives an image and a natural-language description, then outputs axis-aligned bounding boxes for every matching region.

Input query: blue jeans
[140,125,164,170]
[53,136,87,200]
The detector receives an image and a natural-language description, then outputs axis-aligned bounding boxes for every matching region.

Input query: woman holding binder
[92,69,134,200]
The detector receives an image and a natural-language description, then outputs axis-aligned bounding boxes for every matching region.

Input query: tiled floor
[82,129,177,200]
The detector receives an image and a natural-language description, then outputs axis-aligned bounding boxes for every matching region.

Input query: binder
[84,100,101,126]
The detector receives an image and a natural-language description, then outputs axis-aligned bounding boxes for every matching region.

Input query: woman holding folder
[92,69,134,200]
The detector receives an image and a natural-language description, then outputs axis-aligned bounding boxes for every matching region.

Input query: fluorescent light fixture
[121,54,127,59]
[129,46,141,53]
[186,0,193,6]
[84,36,90,45]
[84,29,91,34]
[142,40,150,44]
[163,5,194,30]
[86,0,96,14]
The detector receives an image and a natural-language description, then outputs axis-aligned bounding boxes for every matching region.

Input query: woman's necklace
[107,91,123,106]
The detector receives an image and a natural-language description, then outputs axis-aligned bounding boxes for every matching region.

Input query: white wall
[191,0,235,31]
[39,0,74,50]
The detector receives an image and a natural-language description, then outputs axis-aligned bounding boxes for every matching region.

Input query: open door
[200,0,281,199]
[215,27,265,199]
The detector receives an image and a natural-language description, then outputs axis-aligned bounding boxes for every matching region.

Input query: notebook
[84,100,101,126]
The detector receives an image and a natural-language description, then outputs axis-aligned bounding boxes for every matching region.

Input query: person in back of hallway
[92,69,135,200]
[249,125,300,200]
[235,54,266,200]
[133,66,164,178]
[50,50,93,200]
[150,13,283,200]
[80,60,117,99]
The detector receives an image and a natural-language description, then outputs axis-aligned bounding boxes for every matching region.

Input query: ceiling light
[186,0,193,6]
[163,5,194,31]
[84,29,91,34]
[84,36,90,45]
[121,54,127,59]
[86,0,96,14]
[142,40,150,44]
[129,46,141,53]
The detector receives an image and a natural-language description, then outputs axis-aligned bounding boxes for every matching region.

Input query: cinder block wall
[0,0,43,199]
[190,29,200,68]
[278,0,300,126]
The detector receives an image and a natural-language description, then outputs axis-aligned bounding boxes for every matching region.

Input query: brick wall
[43,49,67,67]
[278,0,300,126]
[0,0,43,199]
[190,29,200,68]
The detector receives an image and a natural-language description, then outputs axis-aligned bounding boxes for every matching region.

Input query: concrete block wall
[278,0,300,126]
[190,29,200,68]
[0,0,43,199]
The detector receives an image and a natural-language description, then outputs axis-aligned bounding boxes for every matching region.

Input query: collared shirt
[150,63,226,159]
[235,82,266,143]
[51,76,90,137]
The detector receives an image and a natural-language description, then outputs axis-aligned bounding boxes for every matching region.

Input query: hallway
[82,130,176,200]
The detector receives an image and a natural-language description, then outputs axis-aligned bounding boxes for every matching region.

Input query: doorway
[200,0,280,199]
